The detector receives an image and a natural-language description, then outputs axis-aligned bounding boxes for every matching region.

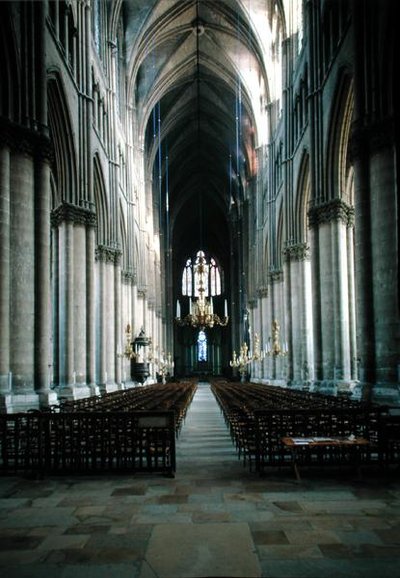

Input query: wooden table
[281,436,370,481]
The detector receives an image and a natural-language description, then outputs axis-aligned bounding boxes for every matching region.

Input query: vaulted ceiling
[120,0,282,275]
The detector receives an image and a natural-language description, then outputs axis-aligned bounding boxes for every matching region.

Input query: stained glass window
[198,330,207,361]
[182,258,192,296]
[210,258,221,295]
[181,251,222,298]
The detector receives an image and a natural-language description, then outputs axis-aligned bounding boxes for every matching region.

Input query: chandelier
[175,253,229,329]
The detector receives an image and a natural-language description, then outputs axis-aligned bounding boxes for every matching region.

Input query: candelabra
[120,324,136,359]
[230,333,264,382]
[265,320,288,357]
[153,348,174,384]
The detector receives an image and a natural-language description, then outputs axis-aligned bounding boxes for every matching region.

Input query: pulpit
[130,328,152,384]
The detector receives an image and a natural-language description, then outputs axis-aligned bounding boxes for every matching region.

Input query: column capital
[121,269,136,285]
[0,117,52,161]
[268,269,283,283]
[51,201,97,228]
[283,242,310,262]
[308,198,354,228]
[95,244,122,264]
[350,117,395,160]
[257,286,269,298]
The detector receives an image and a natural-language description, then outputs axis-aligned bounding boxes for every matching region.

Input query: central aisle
[176,381,242,474]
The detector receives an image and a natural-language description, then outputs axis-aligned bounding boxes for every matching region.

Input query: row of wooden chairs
[53,381,197,434]
[210,379,399,474]
[0,381,199,477]
[0,410,177,477]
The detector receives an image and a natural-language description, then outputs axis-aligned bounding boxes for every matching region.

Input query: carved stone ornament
[268,269,283,283]
[0,117,53,162]
[121,270,136,284]
[95,244,122,264]
[283,242,310,262]
[350,118,395,161]
[51,201,97,228]
[257,286,269,298]
[308,198,354,228]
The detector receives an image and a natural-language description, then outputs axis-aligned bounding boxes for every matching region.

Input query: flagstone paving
[0,382,399,577]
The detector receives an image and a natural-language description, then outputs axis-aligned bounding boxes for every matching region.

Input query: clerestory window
[181,250,222,298]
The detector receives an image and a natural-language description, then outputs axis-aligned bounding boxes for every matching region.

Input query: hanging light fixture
[175,252,229,329]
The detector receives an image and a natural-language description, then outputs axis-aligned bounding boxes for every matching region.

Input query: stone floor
[0,382,400,578]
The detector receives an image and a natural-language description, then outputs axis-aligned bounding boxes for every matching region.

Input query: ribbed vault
[118,0,281,294]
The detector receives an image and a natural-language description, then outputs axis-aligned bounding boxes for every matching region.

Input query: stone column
[73,223,87,387]
[347,223,357,381]
[309,200,354,391]
[35,151,58,407]
[318,220,334,380]
[86,226,98,393]
[331,218,351,384]
[283,243,314,388]
[96,254,107,389]
[128,279,138,386]
[106,260,116,389]
[258,287,268,383]
[267,270,284,382]
[308,224,322,382]
[51,203,96,399]
[58,220,74,391]
[302,254,315,385]
[95,244,120,392]
[52,227,60,388]
[114,253,122,388]
[10,150,36,406]
[0,145,10,397]
[369,122,398,389]
[264,279,273,381]
[138,288,147,333]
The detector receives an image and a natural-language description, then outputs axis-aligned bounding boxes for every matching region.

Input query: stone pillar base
[38,390,59,409]
[55,384,94,401]
[87,384,101,396]
[0,392,40,413]
[287,380,314,392]
[0,374,12,392]
[267,379,288,387]
[122,380,136,389]
[310,380,366,400]
[98,382,120,394]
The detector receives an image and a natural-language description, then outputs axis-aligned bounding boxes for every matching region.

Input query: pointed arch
[326,72,354,202]
[119,200,128,271]
[264,234,269,280]
[93,153,109,245]
[276,203,284,271]
[47,72,77,206]
[0,3,20,121]
[295,150,311,242]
